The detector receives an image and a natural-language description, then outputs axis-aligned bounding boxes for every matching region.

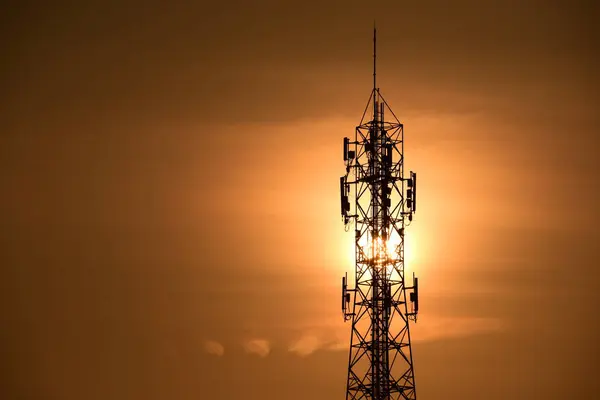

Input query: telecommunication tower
[339,28,419,399]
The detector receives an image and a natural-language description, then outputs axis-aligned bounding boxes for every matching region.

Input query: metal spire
[373,22,377,92]
[373,23,378,124]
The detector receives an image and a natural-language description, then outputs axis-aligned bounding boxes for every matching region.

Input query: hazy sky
[1,1,599,399]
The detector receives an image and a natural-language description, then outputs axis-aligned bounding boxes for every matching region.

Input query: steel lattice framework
[339,29,419,400]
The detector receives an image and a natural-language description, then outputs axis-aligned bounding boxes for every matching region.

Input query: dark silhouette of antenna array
[339,28,419,400]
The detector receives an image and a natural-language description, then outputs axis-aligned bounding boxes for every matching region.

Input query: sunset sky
[1,1,599,399]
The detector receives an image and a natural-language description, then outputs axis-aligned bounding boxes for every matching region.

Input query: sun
[351,230,417,267]
[340,226,418,278]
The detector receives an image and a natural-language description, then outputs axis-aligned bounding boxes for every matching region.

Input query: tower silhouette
[339,28,420,400]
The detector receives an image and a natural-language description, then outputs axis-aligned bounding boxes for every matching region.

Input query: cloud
[288,328,348,356]
[325,338,347,351]
[243,339,271,357]
[411,316,503,342]
[203,340,225,356]
[289,335,321,356]
[285,315,502,357]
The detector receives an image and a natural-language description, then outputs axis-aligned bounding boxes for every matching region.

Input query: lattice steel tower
[339,28,419,400]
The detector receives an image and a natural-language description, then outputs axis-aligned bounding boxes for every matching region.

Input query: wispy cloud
[242,315,501,359]
[288,328,347,356]
[411,316,503,342]
[325,338,347,351]
[289,334,321,356]
[285,315,502,357]
[243,339,271,357]
[203,340,225,356]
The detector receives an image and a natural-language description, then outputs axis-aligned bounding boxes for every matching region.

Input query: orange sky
[1,1,599,399]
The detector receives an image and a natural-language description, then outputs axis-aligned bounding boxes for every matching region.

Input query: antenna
[373,22,377,91]
[373,23,378,127]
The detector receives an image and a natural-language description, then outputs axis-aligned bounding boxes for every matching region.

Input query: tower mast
[373,23,377,97]
[340,28,420,399]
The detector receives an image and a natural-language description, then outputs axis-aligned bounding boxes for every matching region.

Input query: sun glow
[340,224,419,279]
[348,229,416,269]
[404,233,416,267]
